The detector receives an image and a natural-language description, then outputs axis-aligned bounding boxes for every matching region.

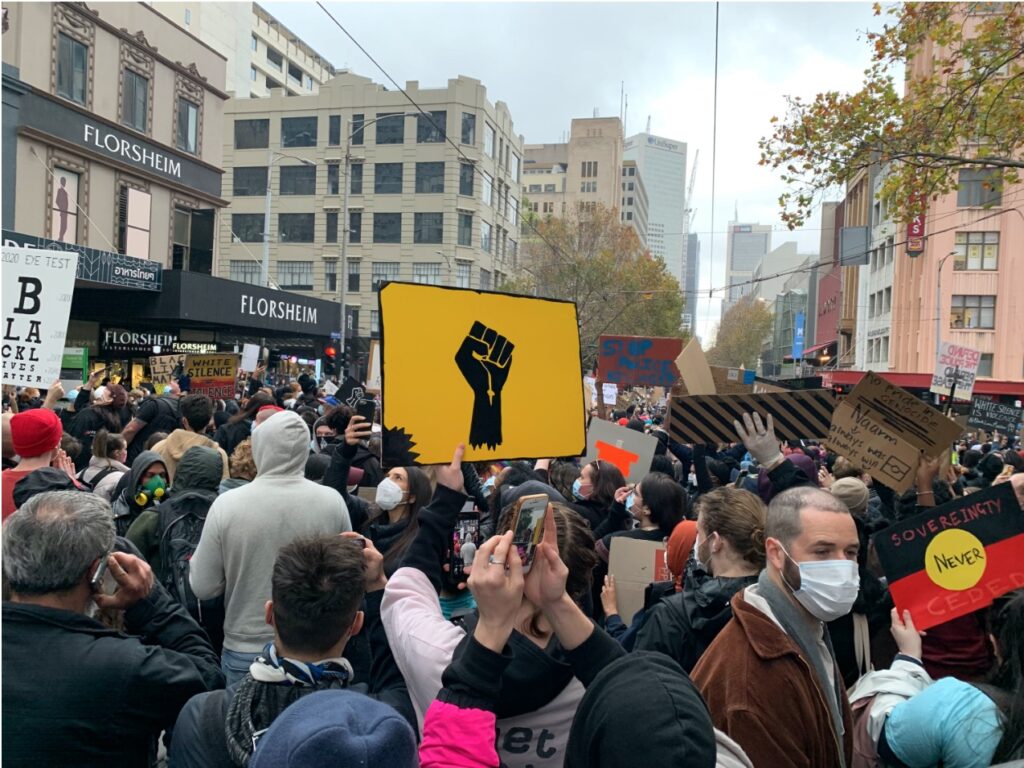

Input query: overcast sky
[265,1,881,342]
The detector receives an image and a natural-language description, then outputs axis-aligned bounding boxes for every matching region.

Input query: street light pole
[261,145,273,288]
[338,125,350,378]
[935,250,954,363]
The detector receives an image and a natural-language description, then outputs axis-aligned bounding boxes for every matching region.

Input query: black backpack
[156,492,225,643]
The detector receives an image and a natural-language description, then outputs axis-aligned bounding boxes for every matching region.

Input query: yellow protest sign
[185,354,240,399]
[379,283,586,465]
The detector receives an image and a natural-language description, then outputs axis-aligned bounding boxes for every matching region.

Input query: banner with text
[598,335,683,387]
[967,399,1023,435]
[184,354,240,399]
[2,246,79,388]
[930,342,981,400]
[149,354,185,387]
[872,483,1024,631]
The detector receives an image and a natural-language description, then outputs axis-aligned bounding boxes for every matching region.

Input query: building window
[229,260,261,285]
[375,112,405,144]
[413,262,442,285]
[324,260,337,291]
[455,262,471,288]
[414,213,443,244]
[235,118,269,149]
[509,239,518,265]
[458,213,473,246]
[279,213,315,243]
[481,221,492,253]
[329,115,341,146]
[581,161,598,178]
[977,353,994,377]
[480,268,492,291]
[528,185,542,193]
[176,98,199,154]
[580,181,597,193]
[348,259,361,292]
[351,114,364,145]
[417,111,446,143]
[950,294,996,329]
[957,169,1002,207]
[304,75,313,90]
[50,168,79,244]
[482,173,494,206]
[326,211,338,243]
[511,153,520,183]
[250,66,257,82]
[117,186,151,258]
[370,309,380,337]
[172,206,214,274]
[327,163,340,195]
[415,162,445,193]
[543,201,554,214]
[625,211,633,221]
[460,163,475,196]
[57,32,88,104]
[349,211,362,244]
[372,261,400,289]
[373,213,402,244]
[953,231,999,270]
[277,261,314,290]
[627,182,634,191]
[231,213,264,242]
[544,184,556,193]
[484,123,496,157]
[461,112,476,145]
[280,165,316,195]
[251,34,258,51]
[121,69,148,132]
[266,47,283,70]
[184,8,191,25]
[282,116,317,148]
[350,163,363,194]
[374,163,403,194]
[287,63,302,86]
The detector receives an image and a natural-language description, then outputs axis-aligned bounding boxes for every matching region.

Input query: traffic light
[338,349,350,373]
[323,345,337,376]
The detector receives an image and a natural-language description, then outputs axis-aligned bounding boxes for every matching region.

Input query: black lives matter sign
[2,246,79,388]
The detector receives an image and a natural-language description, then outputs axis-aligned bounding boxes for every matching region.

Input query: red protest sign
[872,483,1024,631]
[597,335,683,387]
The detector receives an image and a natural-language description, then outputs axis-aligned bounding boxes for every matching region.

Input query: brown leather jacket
[692,588,854,768]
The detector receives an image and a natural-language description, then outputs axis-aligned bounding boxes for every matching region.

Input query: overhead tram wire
[701,1,721,340]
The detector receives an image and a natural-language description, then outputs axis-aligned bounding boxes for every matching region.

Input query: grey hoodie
[189,410,351,652]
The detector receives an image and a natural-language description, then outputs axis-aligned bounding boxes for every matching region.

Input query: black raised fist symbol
[455,321,514,450]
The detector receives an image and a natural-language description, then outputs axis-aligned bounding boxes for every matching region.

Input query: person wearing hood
[78,429,130,501]
[634,487,766,672]
[151,394,229,484]
[418,522,747,768]
[111,450,169,537]
[189,410,352,686]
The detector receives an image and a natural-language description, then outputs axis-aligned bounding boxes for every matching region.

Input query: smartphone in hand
[450,512,481,580]
[510,494,548,574]
[89,556,118,596]
[355,397,376,425]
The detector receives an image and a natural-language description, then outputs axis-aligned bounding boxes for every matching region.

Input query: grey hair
[766,486,851,547]
[2,491,115,595]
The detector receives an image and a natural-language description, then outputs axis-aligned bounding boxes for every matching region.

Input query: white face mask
[375,477,405,511]
[779,545,860,622]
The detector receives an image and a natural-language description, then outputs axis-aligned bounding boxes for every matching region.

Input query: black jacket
[212,419,252,459]
[633,571,758,672]
[2,585,223,767]
[168,590,414,768]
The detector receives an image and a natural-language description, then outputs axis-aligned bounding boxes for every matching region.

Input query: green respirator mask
[134,475,167,507]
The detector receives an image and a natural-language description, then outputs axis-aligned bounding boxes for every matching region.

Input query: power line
[702,2,721,342]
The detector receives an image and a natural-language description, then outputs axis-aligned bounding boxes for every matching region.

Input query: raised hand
[345,415,373,446]
[468,531,524,652]
[93,553,154,611]
[734,412,784,468]
[455,321,514,450]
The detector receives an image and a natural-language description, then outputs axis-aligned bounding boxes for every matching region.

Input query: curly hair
[229,438,257,481]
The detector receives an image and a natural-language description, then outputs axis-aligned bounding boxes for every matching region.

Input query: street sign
[330,332,342,340]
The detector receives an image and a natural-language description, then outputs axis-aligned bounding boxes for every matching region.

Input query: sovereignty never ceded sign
[378,282,585,465]
[872,483,1024,631]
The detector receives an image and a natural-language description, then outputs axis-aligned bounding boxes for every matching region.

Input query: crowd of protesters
[2,370,1023,768]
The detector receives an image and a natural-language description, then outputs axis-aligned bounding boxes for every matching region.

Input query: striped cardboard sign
[668,390,837,444]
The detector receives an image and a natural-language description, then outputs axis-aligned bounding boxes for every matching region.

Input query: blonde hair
[229,438,257,480]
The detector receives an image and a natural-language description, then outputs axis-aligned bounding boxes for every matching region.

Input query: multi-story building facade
[219,72,523,355]
[723,221,772,316]
[155,2,335,99]
[683,232,700,333]
[856,167,896,372]
[620,159,648,247]
[623,132,687,286]
[522,117,625,218]
[3,2,340,385]
[750,242,814,305]
[836,166,874,369]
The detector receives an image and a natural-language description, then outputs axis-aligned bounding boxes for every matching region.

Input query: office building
[620,159,648,247]
[683,232,700,332]
[856,167,896,372]
[723,221,772,316]
[623,132,687,286]
[219,71,523,359]
[154,2,335,98]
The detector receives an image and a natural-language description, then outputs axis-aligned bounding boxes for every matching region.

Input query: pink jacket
[419,700,499,768]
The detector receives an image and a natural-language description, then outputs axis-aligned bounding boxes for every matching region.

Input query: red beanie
[617,418,629,426]
[11,408,62,458]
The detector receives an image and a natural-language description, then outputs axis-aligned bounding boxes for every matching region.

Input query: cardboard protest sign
[827,372,962,493]
[366,340,381,394]
[674,338,716,396]
[582,418,659,484]
[322,379,339,396]
[149,354,185,387]
[184,354,240,399]
[608,537,671,625]
[240,343,260,373]
[968,399,1023,435]
[379,282,584,465]
[2,246,79,387]
[711,366,756,395]
[930,342,981,400]
[583,376,597,409]
[668,390,836,444]
[598,335,683,387]
[872,483,1024,631]
[602,382,618,405]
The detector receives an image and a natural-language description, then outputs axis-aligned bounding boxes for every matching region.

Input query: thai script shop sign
[2,230,162,292]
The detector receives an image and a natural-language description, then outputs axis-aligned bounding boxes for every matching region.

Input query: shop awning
[785,339,836,362]
[821,370,1024,398]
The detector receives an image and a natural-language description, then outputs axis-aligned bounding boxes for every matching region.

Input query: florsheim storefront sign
[2,230,162,292]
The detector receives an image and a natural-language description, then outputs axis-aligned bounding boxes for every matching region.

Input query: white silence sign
[3,246,79,388]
